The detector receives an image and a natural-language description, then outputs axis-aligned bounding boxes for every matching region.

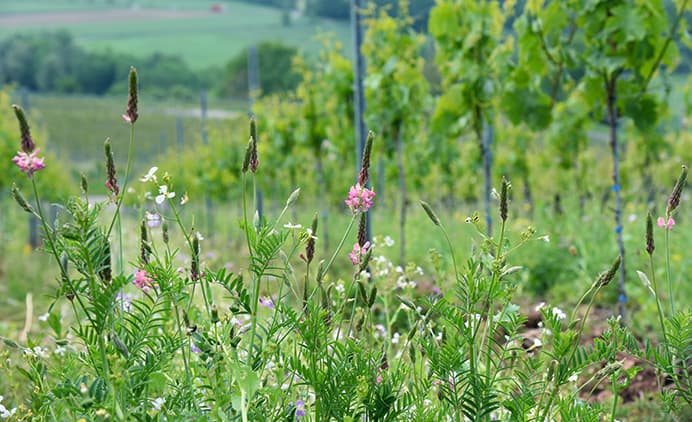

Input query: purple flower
[191,343,202,353]
[12,149,45,178]
[294,400,305,418]
[259,296,274,310]
[146,212,161,228]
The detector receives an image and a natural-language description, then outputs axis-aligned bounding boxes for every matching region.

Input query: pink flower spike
[349,241,371,266]
[344,183,376,214]
[132,269,156,291]
[12,149,45,178]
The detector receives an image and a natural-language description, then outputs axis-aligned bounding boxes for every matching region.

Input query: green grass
[0,0,352,69]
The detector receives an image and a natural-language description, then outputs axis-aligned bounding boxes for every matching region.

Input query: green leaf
[622,94,658,131]
[429,3,458,39]
[608,5,647,43]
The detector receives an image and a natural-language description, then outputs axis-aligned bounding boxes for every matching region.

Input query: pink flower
[12,149,45,178]
[376,374,382,384]
[349,241,371,266]
[657,216,675,230]
[132,269,156,291]
[344,184,375,214]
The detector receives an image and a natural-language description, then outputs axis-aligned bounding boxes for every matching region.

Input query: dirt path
[0,8,210,28]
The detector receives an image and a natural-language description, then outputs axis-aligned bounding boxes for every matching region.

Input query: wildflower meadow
[0,0,691,421]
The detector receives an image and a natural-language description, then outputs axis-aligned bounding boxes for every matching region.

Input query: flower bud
[12,104,35,153]
[286,188,300,207]
[598,255,621,287]
[104,138,119,198]
[123,67,138,123]
[420,201,440,226]
[242,137,253,173]
[645,212,654,255]
[11,183,35,214]
[80,173,89,195]
[666,165,687,216]
[358,131,375,186]
[500,177,510,222]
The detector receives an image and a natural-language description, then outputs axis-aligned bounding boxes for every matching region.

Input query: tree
[218,42,301,98]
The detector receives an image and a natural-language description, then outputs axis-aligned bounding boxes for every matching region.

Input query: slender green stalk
[649,255,669,347]
[107,124,135,240]
[664,228,674,315]
[610,374,618,422]
[322,215,358,276]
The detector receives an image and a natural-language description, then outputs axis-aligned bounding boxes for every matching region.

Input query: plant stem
[664,228,674,315]
[610,374,618,422]
[107,124,135,241]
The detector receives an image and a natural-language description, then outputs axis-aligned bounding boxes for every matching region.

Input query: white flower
[54,346,67,356]
[0,403,16,419]
[395,266,403,273]
[151,397,166,411]
[155,185,175,204]
[306,228,318,240]
[535,302,546,312]
[391,332,400,344]
[552,307,566,320]
[533,338,542,348]
[383,236,394,247]
[38,312,50,322]
[283,222,302,229]
[24,346,48,359]
[196,231,204,241]
[140,166,158,182]
[538,235,550,243]
[359,270,371,279]
[335,283,345,293]
[568,373,579,383]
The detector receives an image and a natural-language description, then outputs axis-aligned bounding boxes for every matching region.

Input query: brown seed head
[598,255,621,287]
[124,67,139,123]
[666,165,687,216]
[500,177,510,222]
[358,131,375,186]
[104,138,120,197]
[645,212,654,255]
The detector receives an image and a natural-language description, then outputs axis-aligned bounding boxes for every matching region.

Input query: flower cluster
[349,241,371,266]
[12,149,45,178]
[657,216,675,230]
[132,269,156,291]
[344,183,376,214]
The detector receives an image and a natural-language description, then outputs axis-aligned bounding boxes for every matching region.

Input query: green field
[0,0,353,69]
